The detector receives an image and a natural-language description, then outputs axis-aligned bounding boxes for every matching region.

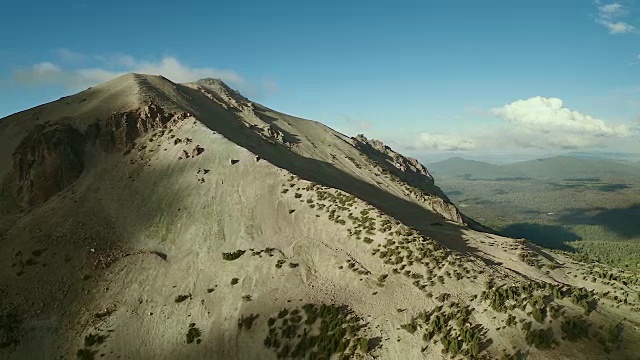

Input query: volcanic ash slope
[0,74,638,360]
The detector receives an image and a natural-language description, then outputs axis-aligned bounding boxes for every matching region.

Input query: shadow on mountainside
[0,80,491,359]
[597,183,631,192]
[500,223,582,252]
[178,84,483,255]
[558,204,640,239]
[2,82,640,359]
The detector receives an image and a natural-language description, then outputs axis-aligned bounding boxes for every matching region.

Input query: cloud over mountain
[12,51,276,98]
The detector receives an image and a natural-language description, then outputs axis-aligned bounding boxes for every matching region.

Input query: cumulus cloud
[491,96,631,137]
[15,56,244,89]
[410,133,478,151]
[596,2,636,34]
[404,96,636,153]
[12,52,276,97]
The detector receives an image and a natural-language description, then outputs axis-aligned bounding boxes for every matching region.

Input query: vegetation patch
[222,250,246,261]
[263,303,374,359]
[174,294,192,303]
[76,332,109,359]
[186,323,202,344]
[402,301,487,358]
[238,314,260,330]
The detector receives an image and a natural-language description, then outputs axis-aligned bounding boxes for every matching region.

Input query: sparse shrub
[174,294,191,303]
[401,321,418,334]
[84,333,108,347]
[561,317,590,341]
[186,323,202,344]
[238,314,259,330]
[525,327,555,349]
[358,337,370,352]
[222,250,246,261]
[76,348,97,360]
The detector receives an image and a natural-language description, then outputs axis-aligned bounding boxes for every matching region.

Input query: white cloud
[599,3,626,17]
[12,53,275,97]
[403,96,636,153]
[596,2,636,34]
[13,62,64,85]
[598,19,635,33]
[411,133,478,151]
[491,96,631,137]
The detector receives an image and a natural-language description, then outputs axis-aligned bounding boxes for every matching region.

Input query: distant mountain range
[428,155,640,180]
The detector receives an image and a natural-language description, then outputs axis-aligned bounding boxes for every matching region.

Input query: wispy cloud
[596,2,636,34]
[409,133,478,151]
[12,51,278,98]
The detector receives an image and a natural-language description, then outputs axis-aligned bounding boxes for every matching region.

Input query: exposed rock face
[197,78,251,108]
[12,123,86,207]
[352,134,464,224]
[256,123,292,147]
[353,134,440,195]
[93,103,188,152]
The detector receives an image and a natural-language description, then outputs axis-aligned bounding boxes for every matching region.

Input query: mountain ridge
[0,73,638,359]
[429,155,640,180]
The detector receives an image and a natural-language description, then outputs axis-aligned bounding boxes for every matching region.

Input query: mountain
[430,155,640,181]
[505,156,640,180]
[0,74,638,360]
[428,157,523,179]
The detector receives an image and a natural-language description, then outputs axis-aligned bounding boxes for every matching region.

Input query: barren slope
[0,74,638,360]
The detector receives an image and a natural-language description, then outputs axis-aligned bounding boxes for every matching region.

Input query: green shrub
[525,327,555,349]
[84,333,107,347]
[222,250,246,261]
[186,323,202,344]
[76,348,97,360]
[560,317,590,341]
[358,337,370,352]
[174,294,191,303]
[401,321,418,334]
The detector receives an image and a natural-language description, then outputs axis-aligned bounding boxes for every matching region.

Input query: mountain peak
[1,74,639,360]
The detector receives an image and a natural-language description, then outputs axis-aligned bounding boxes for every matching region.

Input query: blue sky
[1,0,639,159]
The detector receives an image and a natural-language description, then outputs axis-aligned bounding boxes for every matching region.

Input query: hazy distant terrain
[429,156,640,268]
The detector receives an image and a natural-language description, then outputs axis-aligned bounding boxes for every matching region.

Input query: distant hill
[429,155,640,180]
[428,157,523,179]
[505,156,640,180]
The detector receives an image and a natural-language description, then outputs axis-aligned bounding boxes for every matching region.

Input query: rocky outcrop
[197,78,251,109]
[353,134,442,196]
[12,123,86,207]
[352,134,465,224]
[91,102,188,152]
[256,123,292,147]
